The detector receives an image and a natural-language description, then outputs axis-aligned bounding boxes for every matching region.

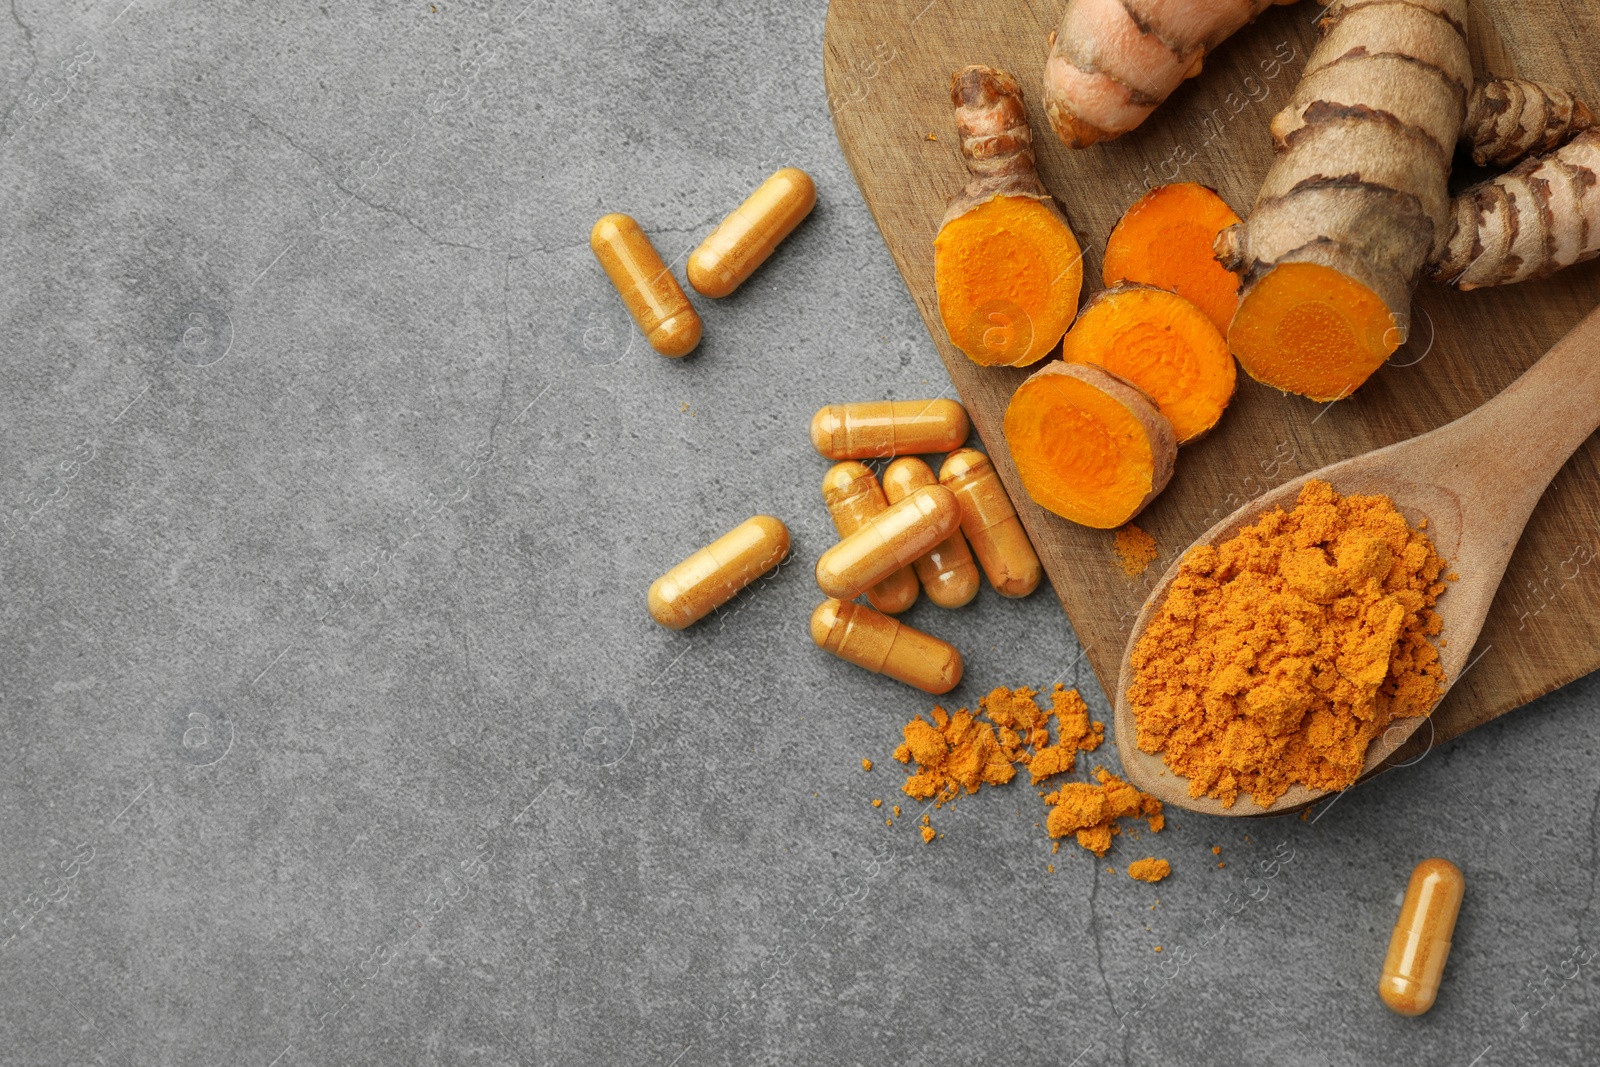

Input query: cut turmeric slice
[1225,261,1398,403]
[1060,284,1235,444]
[935,65,1083,368]
[1003,363,1176,529]
[1102,183,1242,335]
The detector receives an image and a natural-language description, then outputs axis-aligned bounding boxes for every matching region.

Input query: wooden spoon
[1113,305,1600,816]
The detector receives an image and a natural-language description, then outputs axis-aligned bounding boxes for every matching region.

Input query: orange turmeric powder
[1127,480,1448,807]
[1044,768,1164,856]
[890,685,1164,861]
[1114,524,1159,576]
[893,684,1103,804]
[1127,857,1171,883]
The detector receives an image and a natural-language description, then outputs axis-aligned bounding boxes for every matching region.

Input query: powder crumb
[892,685,1105,808]
[872,799,883,808]
[892,805,901,817]
[920,825,936,844]
[1044,768,1164,856]
[861,759,873,772]
[1154,946,1163,953]
[1127,480,1451,808]
[1218,862,1226,868]
[1114,524,1159,576]
[885,819,892,826]
[1047,864,1055,873]
[1212,846,1222,855]
[1128,857,1171,883]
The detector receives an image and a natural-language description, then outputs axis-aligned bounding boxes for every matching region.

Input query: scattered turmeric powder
[921,826,937,843]
[1128,480,1449,808]
[861,758,873,771]
[1211,846,1221,855]
[1114,524,1159,576]
[894,684,1103,803]
[872,799,883,808]
[1044,768,1164,856]
[888,685,1167,864]
[1128,858,1171,883]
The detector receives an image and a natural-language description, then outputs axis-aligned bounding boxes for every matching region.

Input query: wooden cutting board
[824,0,1600,766]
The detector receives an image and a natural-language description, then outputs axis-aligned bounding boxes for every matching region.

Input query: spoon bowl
[1114,306,1600,816]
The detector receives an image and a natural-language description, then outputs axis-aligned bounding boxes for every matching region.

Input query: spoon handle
[1429,304,1600,506]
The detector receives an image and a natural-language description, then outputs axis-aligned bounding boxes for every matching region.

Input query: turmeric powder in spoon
[1126,481,1450,808]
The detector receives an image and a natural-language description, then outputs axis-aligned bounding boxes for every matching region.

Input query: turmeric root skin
[936,65,1083,367]
[1463,77,1595,168]
[1220,0,1470,399]
[1061,285,1235,444]
[1042,0,1294,149]
[1432,128,1600,290]
[1004,362,1176,530]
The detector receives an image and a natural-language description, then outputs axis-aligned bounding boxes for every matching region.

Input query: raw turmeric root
[935,65,1083,367]
[1102,183,1243,335]
[1432,129,1600,289]
[1217,0,1471,401]
[1042,0,1298,149]
[1462,77,1594,168]
[1060,284,1235,444]
[1004,362,1176,529]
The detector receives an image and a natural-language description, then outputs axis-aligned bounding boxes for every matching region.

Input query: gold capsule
[590,213,702,358]
[1379,858,1465,1017]
[822,462,920,615]
[810,599,963,694]
[815,484,962,601]
[809,399,970,460]
[648,516,789,629]
[939,448,1041,598]
[688,167,817,298]
[882,458,980,609]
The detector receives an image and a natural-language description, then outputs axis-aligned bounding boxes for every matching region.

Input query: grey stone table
[3,2,1598,1064]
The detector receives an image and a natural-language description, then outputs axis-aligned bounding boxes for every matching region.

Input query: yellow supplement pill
[590,213,702,358]
[822,462,920,615]
[687,167,817,298]
[647,516,789,629]
[939,448,1041,598]
[1379,858,1465,1017]
[809,399,970,460]
[882,457,980,609]
[810,599,963,694]
[815,484,962,601]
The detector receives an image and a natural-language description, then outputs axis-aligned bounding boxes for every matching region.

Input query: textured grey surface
[2,1,1599,1064]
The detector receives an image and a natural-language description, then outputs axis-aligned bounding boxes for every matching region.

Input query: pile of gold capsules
[646,399,1041,694]
[595,168,1041,694]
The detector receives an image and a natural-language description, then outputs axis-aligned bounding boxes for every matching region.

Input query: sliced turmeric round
[1226,261,1399,402]
[934,65,1084,368]
[1102,183,1242,335]
[1003,362,1176,529]
[936,196,1084,367]
[1060,284,1235,444]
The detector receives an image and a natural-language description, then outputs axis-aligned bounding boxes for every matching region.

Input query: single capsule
[810,599,963,694]
[815,484,962,601]
[939,448,1041,598]
[648,516,789,629]
[810,399,970,460]
[882,457,980,609]
[590,213,702,357]
[688,167,817,298]
[822,462,919,615]
[1379,858,1465,1016]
